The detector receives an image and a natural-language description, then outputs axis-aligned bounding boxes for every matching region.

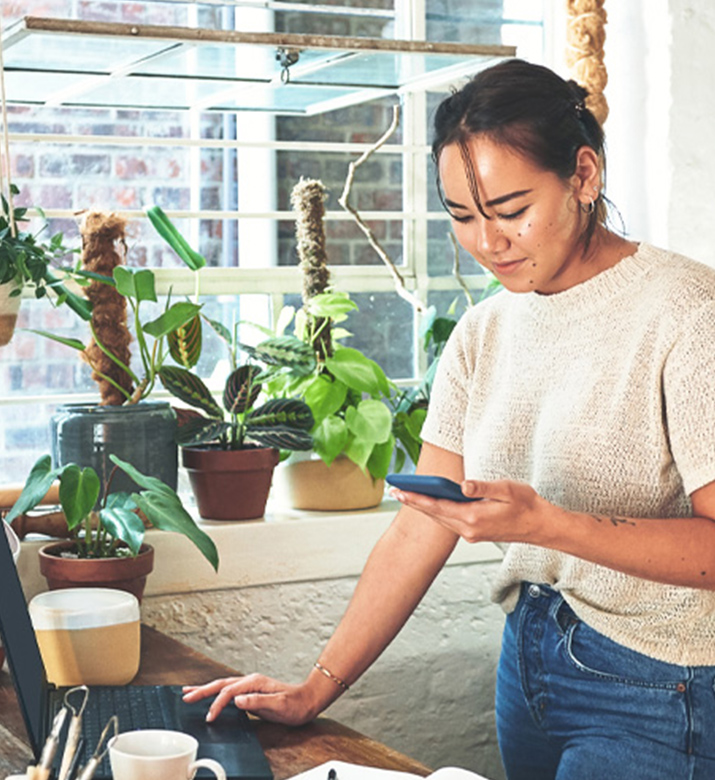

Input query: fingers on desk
[182,677,242,699]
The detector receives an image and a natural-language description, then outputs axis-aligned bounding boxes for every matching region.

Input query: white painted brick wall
[142,560,507,780]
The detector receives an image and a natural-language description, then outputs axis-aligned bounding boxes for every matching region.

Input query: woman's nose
[477,217,509,254]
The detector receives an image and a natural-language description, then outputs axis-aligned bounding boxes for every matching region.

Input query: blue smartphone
[385,474,482,502]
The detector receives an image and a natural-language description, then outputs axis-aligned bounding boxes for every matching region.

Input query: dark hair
[432,59,607,247]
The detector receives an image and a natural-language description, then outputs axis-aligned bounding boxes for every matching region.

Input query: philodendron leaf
[311,415,348,466]
[132,490,219,572]
[343,435,373,472]
[305,290,357,320]
[108,454,175,498]
[113,266,157,303]
[58,464,101,530]
[303,374,347,424]
[5,455,61,523]
[108,453,218,571]
[143,301,202,340]
[145,205,206,271]
[366,434,395,480]
[344,399,393,444]
[24,329,86,351]
[324,348,383,396]
[99,502,145,555]
[159,366,223,418]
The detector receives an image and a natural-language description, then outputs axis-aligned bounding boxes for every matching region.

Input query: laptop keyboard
[85,685,176,744]
[49,684,263,779]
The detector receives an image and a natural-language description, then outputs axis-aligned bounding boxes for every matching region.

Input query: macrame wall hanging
[566,0,609,125]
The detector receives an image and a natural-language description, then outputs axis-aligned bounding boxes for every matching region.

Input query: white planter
[0,281,22,346]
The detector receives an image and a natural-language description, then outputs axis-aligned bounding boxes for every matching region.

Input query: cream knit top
[421,243,715,666]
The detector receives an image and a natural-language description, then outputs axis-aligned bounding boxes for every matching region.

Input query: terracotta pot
[0,281,22,347]
[38,542,155,603]
[182,446,280,521]
[279,455,385,511]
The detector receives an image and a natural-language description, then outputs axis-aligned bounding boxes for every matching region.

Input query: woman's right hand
[182,674,321,726]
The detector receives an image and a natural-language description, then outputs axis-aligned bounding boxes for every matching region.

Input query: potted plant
[267,178,422,511]
[29,207,205,495]
[5,452,219,601]
[0,184,92,346]
[159,320,315,520]
[266,289,423,510]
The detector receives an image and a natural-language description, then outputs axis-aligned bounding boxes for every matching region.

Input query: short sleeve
[663,301,715,494]
[419,316,473,456]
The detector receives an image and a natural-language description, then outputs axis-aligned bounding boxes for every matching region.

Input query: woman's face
[438,135,596,295]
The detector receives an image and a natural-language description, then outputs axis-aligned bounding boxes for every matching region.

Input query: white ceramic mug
[109,729,226,780]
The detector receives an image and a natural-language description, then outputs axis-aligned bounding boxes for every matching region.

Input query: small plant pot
[38,542,155,603]
[278,455,385,511]
[182,446,280,521]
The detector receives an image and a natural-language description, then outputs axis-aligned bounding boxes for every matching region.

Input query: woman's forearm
[543,503,715,590]
[302,505,459,715]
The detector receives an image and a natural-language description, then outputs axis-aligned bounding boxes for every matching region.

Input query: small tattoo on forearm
[590,514,636,528]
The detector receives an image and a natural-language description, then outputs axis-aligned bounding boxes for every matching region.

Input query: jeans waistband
[520,582,578,632]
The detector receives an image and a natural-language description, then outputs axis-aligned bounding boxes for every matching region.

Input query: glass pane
[281,290,414,380]
[3,31,171,71]
[427,219,484,280]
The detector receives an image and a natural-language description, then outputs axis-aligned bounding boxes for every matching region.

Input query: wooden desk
[0,625,431,780]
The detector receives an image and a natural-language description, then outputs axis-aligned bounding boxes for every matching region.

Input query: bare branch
[338,104,426,314]
[448,232,475,307]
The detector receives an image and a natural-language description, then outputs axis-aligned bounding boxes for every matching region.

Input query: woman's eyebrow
[484,189,532,208]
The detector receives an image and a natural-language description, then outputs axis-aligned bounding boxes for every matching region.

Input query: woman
[183,60,715,779]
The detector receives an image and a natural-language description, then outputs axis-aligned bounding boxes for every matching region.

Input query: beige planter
[280,456,385,511]
[0,282,22,347]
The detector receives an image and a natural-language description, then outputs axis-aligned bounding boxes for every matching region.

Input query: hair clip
[574,100,586,116]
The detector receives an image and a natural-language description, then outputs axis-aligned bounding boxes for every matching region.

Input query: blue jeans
[496,583,715,780]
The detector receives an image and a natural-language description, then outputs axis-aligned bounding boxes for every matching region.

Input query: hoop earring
[580,198,596,214]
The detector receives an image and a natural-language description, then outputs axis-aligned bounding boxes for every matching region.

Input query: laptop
[0,522,273,780]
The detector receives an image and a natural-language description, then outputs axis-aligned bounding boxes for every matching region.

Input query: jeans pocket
[563,619,686,688]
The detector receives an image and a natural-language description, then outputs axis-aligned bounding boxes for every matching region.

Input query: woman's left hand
[390,478,552,545]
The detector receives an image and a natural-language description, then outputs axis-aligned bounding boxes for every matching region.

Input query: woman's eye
[497,206,528,221]
[451,213,473,224]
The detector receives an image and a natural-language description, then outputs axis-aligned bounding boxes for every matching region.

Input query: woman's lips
[492,258,526,275]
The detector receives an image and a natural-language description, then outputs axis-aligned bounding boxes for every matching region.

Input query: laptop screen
[0,521,46,756]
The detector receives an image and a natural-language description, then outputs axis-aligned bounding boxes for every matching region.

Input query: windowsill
[15,496,503,601]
